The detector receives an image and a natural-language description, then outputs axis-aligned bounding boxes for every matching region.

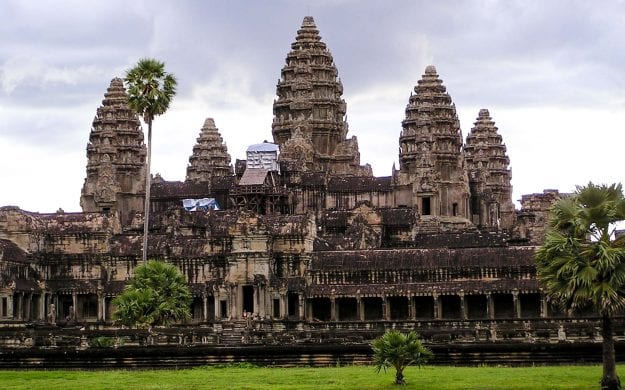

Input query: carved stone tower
[272,16,371,176]
[186,118,233,183]
[80,78,146,225]
[464,109,515,229]
[398,66,470,226]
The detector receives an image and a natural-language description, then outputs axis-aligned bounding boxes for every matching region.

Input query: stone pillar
[235,285,243,320]
[433,293,441,320]
[409,295,416,320]
[357,296,364,321]
[540,294,548,318]
[298,294,305,320]
[306,298,313,320]
[7,294,14,319]
[486,293,494,320]
[203,294,208,322]
[214,294,221,320]
[72,292,78,320]
[39,293,46,321]
[253,286,259,315]
[279,289,287,319]
[17,293,23,320]
[97,290,105,322]
[512,290,521,319]
[330,296,337,321]
[459,291,467,320]
[382,296,390,320]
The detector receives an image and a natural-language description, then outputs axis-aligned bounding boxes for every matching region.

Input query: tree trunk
[141,120,152,264]
[601,314,621,390]
[395,368,405,385]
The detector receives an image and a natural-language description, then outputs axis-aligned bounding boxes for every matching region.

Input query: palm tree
[535,182,625,390]
[372,330,432,385]
[125,58,177,263]
[113,260,192,328]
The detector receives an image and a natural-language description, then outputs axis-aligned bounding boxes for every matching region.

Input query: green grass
[0,364,616,389]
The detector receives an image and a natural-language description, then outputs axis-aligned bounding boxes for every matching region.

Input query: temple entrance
[363,297,383,320]
[466,294,487,319]
[337,298,357,321]
[242,285,254,314]
[78,294,98,320]
[414,296,434,319]
[388,296,409,320]
[493,293,514,318]
[441,295,461,319]
[520,293,541,318]
[288,292,299,318]
[310,298,331,321]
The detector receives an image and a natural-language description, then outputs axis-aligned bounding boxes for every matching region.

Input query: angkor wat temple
[0,17,614,364]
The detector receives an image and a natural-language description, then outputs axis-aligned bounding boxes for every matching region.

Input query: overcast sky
[1,0,624,213]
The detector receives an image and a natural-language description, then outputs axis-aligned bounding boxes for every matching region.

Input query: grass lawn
[1,364,616,389]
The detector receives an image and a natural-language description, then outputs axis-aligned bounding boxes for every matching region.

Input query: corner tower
[398,66,470,226]
[464,109,515,229]
[80,78,146,225]
[186,118,233,184]
[272,16,371,175]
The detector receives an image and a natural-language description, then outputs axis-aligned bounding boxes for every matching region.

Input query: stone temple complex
[0,17,615,365]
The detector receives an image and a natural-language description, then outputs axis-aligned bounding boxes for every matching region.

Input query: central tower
[272,16,371,175]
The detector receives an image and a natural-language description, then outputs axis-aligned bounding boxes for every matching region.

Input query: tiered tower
[80,78,146,225]
[464,109,515,229]
[398,66,470,225]
[272,16,370,175]
[185,118,233,183]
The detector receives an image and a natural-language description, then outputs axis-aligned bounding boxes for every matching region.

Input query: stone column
[97,290,105,322]
[7,294,14,319]
[203,294,208,322]
[409,295,416,320]
[512,290,521,319]
[39,293,46,321]
[486,293,494,320]
[433,293,441,320]
[72,292,78,320]
[17,293,23,320]
[540,294,549,318]
[279,290,287,319]
[298,294,305,320]
[214,294,221,320]
[253,286,259,315]
[235,285,243,320]
[357,296,364,321]
[330,296,337,321]
[459,291,467,320]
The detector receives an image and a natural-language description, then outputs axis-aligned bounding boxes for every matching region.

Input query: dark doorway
[363,297,383,320]
[242,285,254,314]
[220,300,228,319]
[493,293,514,318]
[389,296,409,320]
[466,295,487,319]
[337,298,357,321]
[311,298,331,321]
[520,293,541,318]
[422,197,431,215]
[273,298,280,319]
[414,296,434,319]
[288,292,299,318]
[441,295,462,319]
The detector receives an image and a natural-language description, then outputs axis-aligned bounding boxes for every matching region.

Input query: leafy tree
[125,58,177,263]
[113,260,192,328]
[372,330,432,385]
[535,182,625,390]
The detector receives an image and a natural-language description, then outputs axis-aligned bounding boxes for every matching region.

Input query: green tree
[535,182,625,390]
[372,330,432,385]
[113,260,192,328]
[125,58,177,263]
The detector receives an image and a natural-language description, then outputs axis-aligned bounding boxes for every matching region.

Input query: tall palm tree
[125,58,177,263]
[535,182,625,390]
[113,259,192,328]
[372,330,432,385]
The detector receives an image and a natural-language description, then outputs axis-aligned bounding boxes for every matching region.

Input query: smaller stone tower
[186,118,233,183]
[80,78,146,225]
[464,109,515,229]
[398,66,470,227]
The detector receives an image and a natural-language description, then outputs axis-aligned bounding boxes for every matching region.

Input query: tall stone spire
[272,16,371,175]
[186,118,233,183]
[464,109,515,229]
[398,66,470,224]
[80,78,146,225]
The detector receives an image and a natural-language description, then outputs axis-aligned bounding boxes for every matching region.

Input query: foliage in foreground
[372,330,432,384]
[112,259,192,328]
[1,364,618,390]
[535,182,625,390]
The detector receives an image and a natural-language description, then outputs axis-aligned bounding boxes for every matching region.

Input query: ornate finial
[302,16,316,27]
[203,118,216,127]
[425,65,437,75]
[479,109,490,118]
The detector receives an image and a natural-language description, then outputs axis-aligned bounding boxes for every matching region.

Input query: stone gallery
[0,17,605,358]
